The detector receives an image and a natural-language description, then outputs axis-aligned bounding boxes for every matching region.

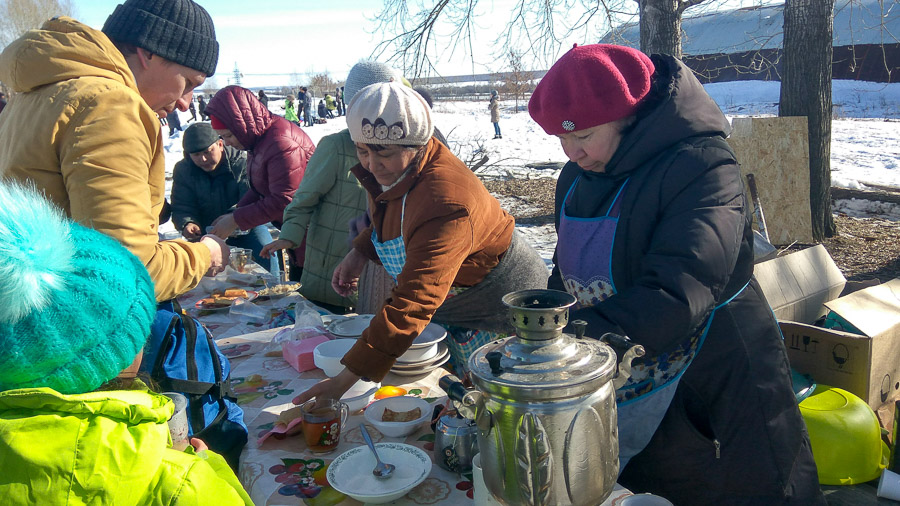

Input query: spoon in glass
[360,423,395,479]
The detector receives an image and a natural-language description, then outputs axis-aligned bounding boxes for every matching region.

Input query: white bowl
[342,379,379,412]
[364,396,432,438]
[409,323,447,348]
[327,442,432,504]
[313,339,355,377]
[397,342,439,363]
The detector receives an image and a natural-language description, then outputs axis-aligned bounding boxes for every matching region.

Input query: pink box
[282,335,330,373]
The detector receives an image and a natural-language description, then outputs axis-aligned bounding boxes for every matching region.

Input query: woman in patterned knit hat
[293,81,549,406]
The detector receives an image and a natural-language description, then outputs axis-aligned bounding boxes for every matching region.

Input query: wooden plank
[832,187,900,205]
[822,482,895,504]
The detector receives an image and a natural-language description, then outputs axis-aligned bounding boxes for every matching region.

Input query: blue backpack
[143,300,248,470]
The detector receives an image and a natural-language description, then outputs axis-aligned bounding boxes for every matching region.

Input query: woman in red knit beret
[529,44,824,505]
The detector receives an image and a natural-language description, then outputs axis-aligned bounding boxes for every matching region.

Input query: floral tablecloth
[176,263,320,339]
[189,264,634,505]
[216,328,632,506]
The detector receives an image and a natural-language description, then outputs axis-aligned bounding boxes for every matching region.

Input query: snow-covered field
[162,79,900,261]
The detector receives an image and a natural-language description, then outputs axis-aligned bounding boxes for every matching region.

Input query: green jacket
[280,130,368,307]
[0,387,252,505]
[284,99,299,123]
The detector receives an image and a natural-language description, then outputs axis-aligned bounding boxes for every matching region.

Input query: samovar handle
[600,333,646,390]
[439,375,484,421]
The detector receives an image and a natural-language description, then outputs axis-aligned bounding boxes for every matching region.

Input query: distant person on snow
[199,94,209,120]
[489,89,501,139]
[335,86,344,116]
[301,86,313,127]
[317,99,327,121]
[284,94,300,125]
[258,89,269,109]
[167,107,183,137]
[324,93,336,118]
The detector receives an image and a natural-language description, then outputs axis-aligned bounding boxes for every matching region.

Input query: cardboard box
[781,278,900,409]
[754,244,846,324]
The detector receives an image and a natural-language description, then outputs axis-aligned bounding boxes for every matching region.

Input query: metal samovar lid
[468,289,617,402]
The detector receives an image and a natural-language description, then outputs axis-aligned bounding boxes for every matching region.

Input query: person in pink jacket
[205,85,315,276]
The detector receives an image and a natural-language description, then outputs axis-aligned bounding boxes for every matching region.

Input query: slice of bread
[382,406,421,423]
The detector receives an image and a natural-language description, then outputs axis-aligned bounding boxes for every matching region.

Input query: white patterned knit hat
[347,82,434,146]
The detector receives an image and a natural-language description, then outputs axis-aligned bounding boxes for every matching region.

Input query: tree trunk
[638,0,683,58]
[780,0,836,240]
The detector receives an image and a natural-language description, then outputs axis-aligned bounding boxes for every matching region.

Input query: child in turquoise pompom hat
[0,181,252,505]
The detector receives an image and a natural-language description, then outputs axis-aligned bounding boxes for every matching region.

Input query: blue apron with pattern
[371,194,502,374]
[557,175,747,472]
[372,194,410,282]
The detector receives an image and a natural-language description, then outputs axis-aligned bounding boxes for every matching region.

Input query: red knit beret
[209,114,227,130]
[529,44,655,135]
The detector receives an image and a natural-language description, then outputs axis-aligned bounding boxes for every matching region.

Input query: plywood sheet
[729,117,814,245]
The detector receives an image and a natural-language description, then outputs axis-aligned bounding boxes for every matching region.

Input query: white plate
[319,314,345,326]
[390,353,451,376]
[195,290,258,311]
[256,282,302,298]
[327,314,375,337]
[395,342,449,367]
[327,443,432,504]
[409,323,447,348]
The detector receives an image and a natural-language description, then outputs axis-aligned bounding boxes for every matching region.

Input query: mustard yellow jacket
[0,17,210,301]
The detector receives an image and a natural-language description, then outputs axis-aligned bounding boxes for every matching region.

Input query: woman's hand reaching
[261,239,295,258]
[331,249,367,296]
[210,213,238,239]
[292,368,361,406]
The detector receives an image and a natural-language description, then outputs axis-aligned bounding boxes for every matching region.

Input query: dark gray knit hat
[103,0,219,76]
[182,122,219,153]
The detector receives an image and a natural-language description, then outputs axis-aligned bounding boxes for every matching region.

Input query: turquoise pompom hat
[0,183,156,394]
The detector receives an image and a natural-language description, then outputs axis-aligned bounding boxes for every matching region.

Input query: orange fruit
[374,385,407,400]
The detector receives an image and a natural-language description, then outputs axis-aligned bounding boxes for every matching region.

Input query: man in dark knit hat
[0,0,228,302]
[170,123,277,272]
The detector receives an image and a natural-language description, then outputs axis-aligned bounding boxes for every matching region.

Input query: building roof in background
[600,0,900,54]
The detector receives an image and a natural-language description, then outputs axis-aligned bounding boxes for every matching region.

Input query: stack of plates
[391,324,450,376]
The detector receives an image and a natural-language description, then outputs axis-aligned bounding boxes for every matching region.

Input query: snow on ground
[162,80,900,261]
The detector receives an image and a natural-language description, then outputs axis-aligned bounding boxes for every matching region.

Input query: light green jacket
[280,130,368,307]
[0,387,253,505]
[284,99,300,123]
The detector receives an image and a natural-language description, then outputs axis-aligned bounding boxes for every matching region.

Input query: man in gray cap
[0,0,227,302]
[171,123,277,272]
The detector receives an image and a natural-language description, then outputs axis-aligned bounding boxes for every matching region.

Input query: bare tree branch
[0,0,76,51]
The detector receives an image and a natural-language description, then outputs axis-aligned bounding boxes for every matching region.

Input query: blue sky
[74,0,769,89]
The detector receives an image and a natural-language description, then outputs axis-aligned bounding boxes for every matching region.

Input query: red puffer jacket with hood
[205,86,314,232]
